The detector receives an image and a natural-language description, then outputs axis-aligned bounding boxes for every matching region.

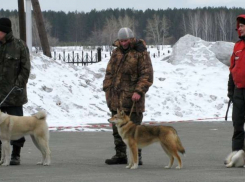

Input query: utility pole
[26,0,32,52]
[18,0,26,42]
[31,0,51,57]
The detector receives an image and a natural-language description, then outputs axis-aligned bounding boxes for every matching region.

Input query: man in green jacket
[0,17,31,165]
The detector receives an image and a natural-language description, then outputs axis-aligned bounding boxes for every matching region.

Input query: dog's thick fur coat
[224,150,245,168]
[108,109,185,169]
[0,110,51,166]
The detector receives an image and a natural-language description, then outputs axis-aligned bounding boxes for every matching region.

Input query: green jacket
[103,39,153,112]
[0,32,30,107]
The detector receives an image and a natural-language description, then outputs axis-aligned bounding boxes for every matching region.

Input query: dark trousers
[0,106,26,147]
[232,87,245,151]
[111,110,143,156]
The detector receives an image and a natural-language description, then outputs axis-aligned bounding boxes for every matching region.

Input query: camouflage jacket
[0,32,30,107]
[103,38,153,112]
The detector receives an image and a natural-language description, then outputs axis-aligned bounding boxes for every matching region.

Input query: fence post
[86,53,88,65]
[72,51,75,64]
[77,53,79,66]
[63,51,65,62]
[91,50,93,62]
[97,47,101,62]
[68,54,70,62]
[54,51,56,60]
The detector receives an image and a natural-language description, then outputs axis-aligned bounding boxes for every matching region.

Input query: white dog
[224,150,245,168]
[0,111,51,166]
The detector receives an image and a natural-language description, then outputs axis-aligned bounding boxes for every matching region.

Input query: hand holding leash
[0,86,23,107]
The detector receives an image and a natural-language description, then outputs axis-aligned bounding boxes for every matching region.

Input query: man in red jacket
[227,15,245,153]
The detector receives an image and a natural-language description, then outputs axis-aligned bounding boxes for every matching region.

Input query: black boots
[10,145,21,165]
[105,155,128,165]
[105,149,143,165]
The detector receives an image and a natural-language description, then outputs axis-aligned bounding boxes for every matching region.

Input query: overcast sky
[1,0,245,13]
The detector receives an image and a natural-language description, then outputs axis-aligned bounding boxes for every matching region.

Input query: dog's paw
[126,165,131,169]
[36,162,43,165]
[164,165,171,169]
[1,163,9,166]
[225,162,233,168]
[130,164,138,169]
[176,165,182,169]
[43,162,51,166]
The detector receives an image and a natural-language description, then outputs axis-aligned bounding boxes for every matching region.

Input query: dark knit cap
[237,17,245,25]
[0,17,12,33]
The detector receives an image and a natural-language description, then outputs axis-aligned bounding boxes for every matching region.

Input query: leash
[225,99,232,121]
[0,86,21,107]
[129,101,135,118]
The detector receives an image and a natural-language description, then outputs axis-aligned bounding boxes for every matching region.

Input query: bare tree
[217,10,227,41]
[118,14,134,28]
[181,13,187,35]
[101,16,119,45]
[145,14,162,45]
[33,17,59,47]
[188,11,201,37]
[161,15,170,45]
[227,11,236,41]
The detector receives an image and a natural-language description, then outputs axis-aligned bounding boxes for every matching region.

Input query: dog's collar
[120,122,128,128]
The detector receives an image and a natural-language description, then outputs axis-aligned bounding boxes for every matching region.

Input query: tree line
[0,7,244,46]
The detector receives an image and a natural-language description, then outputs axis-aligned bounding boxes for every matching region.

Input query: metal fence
[52,48,102,66]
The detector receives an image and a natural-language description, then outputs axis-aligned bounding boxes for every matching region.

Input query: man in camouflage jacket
[0,17,30,165]
[103,27,153,165]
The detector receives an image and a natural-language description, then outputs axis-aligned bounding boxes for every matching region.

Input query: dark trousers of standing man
[232,87,245,151]
[0,106,26,147]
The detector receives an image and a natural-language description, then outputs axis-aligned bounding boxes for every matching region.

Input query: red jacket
[229,15,245,88]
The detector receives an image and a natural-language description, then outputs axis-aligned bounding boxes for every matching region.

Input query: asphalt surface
[0,121,244,182]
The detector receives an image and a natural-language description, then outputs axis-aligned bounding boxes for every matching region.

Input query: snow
[22,34,234,130]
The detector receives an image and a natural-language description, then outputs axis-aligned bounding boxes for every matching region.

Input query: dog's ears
[116,108,125,116]
[120,110,125,116]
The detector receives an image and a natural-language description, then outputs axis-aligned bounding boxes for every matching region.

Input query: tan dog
[0,110,51,166]
[108,109,185,169]
[224,150,245,168]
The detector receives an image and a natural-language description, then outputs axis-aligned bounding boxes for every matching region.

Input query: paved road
[0,121,244,182]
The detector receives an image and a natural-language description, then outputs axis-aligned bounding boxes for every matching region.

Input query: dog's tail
[176,135,185,155]
[33,110,47,120]
[171,128,185,155]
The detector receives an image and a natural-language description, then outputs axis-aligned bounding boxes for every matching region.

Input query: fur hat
[0,17,12,34]
[237,17,245,25]
[118,27,134,40]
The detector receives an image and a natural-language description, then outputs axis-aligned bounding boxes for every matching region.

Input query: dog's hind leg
[161,143,174,169]
[31,135,45,165]
[172,151,182,169]
[37,133,51,166]
[32,134,51,166]
[39,138,51,166]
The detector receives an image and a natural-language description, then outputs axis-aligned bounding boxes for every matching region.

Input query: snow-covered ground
[23,35,233,131]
